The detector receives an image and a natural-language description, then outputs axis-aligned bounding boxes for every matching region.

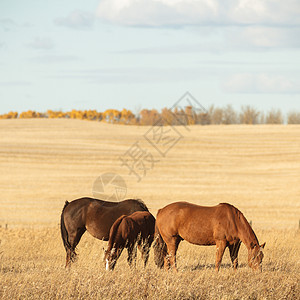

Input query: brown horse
[104,211,155,271]
[60,197,148,267]
[154,202,265,272]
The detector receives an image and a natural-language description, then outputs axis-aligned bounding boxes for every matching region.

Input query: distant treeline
[1,106,300,125]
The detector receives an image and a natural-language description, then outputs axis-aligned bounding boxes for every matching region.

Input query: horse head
[248,242,266,271]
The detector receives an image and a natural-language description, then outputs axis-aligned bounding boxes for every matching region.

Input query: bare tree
[211,107,223,125]
[265,109,283,124]
[140,109,161,125]
[240,106,260,124]
[223,105,238,124]
[259,112,265,124]
[197,112,211,125]
[287,111,300,124]
[207,105,238,125]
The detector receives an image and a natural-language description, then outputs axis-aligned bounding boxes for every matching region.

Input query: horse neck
[237,212,259,250]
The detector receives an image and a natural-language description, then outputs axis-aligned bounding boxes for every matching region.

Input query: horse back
[63,197,93,228]
[107,214,128,248]
[109,211,155,247]
[107,215,135,249]
[156,202,241,245]
[129,211,156,237]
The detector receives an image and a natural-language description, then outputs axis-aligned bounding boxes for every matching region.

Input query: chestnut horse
[104,211,155,270]
[60,197,148,267]
[154,202,265,272]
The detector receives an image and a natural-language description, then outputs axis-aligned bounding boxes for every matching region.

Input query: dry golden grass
[0,119,300,299]
[0,228,299,299]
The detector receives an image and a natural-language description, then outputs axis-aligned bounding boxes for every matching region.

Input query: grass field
[0,119,300,299]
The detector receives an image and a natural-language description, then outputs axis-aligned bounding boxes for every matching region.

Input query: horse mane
[135,199,149,212]
[235,207,259,248]
[219,203,259,248]
[62,200,69,212]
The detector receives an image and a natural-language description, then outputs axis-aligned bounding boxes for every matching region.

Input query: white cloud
[54,10,95,29]
[97,0,300,50]
[97,0,220,26]
[96,0,300,49]
[224,26,300,50]
[223,73,300,94]
[27,37,55,50]
[228,0,300,25]
[96,0,300,27]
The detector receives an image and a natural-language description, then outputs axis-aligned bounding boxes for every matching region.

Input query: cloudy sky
[0,0,299,115]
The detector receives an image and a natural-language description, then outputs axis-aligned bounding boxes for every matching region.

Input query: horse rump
[60,201,71,252]
[105,211,155,270]
[60,201,77,266]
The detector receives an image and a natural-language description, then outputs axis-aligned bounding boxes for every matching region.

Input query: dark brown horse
[104,211,155,270]
[60,197,148,267]
[154,202,265,272]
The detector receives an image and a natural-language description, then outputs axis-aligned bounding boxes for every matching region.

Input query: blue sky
[0,0,299,115]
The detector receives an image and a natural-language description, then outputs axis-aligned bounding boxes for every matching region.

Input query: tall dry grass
[0,227,299,299]
[0,119,300,299]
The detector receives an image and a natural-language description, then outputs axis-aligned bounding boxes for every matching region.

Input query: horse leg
[66,249,73,268]
[142,247,150,267]
[139,236,153,268]
[228,241,241,270]
[138,242,150,268]
[65,227,86,268]
[215,240,227,272]
[165,237,181,272]
[127,244,137,268]
[164,255,170,270]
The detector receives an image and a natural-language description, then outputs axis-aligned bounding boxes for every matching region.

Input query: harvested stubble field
[0,119,299,299]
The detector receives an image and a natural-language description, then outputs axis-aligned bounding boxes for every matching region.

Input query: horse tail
[153,221,167,269]
[60,201,71,252]
[107,215,127,251]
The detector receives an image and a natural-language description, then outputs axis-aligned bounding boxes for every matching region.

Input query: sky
[0,0,299,115]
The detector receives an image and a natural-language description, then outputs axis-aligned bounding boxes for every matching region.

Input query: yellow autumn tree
[103,109,121,123]
[68,109,78,119]
[161,108,175,125]
[19,110,37,118]
[140,109,161,125]
[119,109,135,124]
[47,110,67,118]
[0,111,18,119]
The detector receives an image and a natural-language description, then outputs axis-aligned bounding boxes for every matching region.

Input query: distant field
[0,119,299,299]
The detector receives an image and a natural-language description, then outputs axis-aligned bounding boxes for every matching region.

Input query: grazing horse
[154,202,265,272]
[60,197,148,267]
[104,211,155,270]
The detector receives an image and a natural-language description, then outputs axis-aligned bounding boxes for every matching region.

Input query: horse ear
[260,242,266,249]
